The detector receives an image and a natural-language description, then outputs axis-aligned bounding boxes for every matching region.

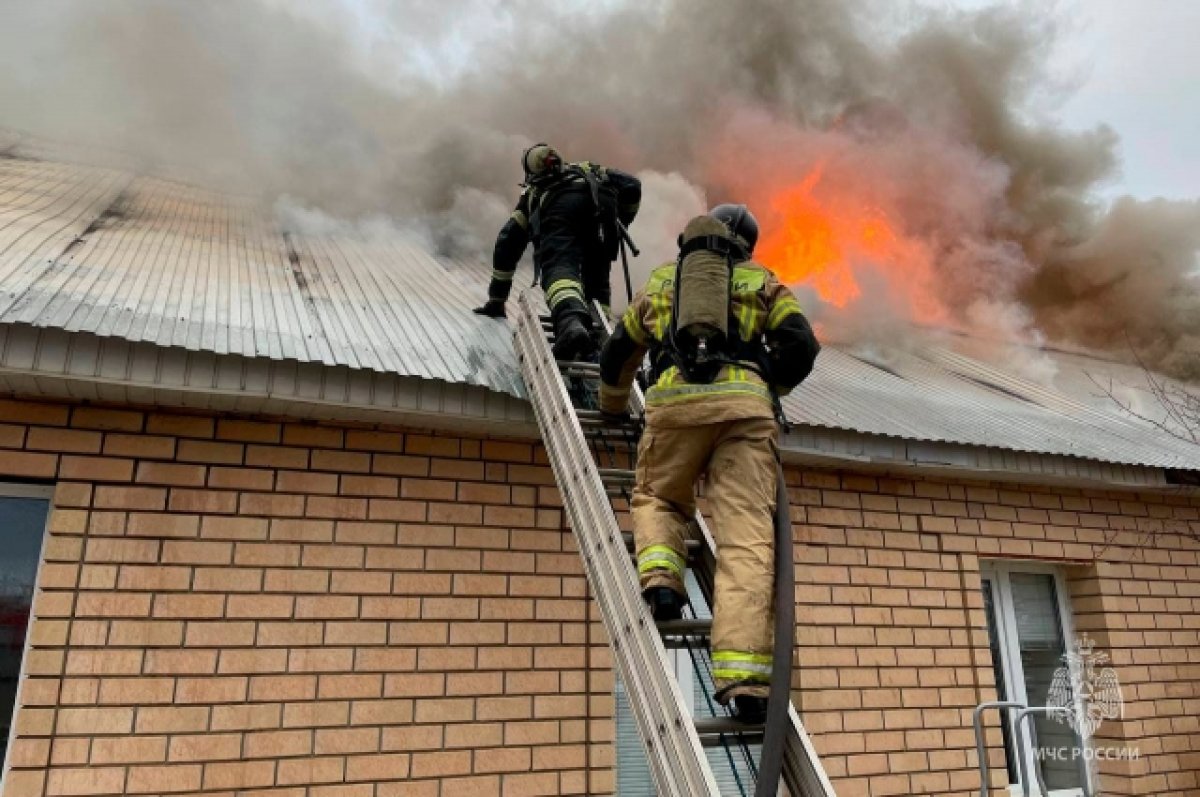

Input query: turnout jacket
[486,163,642,303]
[599,260,819,426]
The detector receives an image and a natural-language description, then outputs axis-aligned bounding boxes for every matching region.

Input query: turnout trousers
[536,189,618,324]
[631,416,779,699]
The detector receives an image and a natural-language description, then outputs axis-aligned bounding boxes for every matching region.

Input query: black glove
[473,300,506,319]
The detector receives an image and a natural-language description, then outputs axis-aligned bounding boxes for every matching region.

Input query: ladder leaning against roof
[512,291,837,797]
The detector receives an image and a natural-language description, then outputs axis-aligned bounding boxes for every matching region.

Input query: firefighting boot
[551,312,596,361]
[714,680,770,723]
[732,695,768,724]
[643,586,685,622]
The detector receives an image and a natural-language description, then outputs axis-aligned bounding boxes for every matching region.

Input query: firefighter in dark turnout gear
[474,144,642,360]
[598,205,819,721]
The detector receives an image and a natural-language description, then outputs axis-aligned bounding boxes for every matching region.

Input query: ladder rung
[576,408,629,421]
[584,425,638,436]
[694,717,765,745]
[621,532,700,553]
[579,419,640,433]
[597,467,635,484]
[658,619,713,649]
[656,619,712,637]
[588,435,638,448]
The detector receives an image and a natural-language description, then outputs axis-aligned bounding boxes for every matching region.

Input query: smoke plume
[0,0,1196,377]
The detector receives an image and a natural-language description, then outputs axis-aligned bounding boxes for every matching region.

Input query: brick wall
[0,399,612,797]
[1,395,1197,797]
[782,468,1200,797]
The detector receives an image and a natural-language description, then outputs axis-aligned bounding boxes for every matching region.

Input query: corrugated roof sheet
[783,347,1200,470]
[1,153,1198,472]
[0,156,522,396]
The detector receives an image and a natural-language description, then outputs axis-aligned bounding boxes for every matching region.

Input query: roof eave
[780,425,1189,492]
[0,323,1193,492]
[0,323,538,440]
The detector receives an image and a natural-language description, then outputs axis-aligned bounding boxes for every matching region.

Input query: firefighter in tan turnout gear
[598,205,819,722]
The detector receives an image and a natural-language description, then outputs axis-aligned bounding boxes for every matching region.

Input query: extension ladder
[513,292,837,797]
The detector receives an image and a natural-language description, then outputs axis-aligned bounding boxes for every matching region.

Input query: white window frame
[0,483,54,789]
[980,560,1095,797]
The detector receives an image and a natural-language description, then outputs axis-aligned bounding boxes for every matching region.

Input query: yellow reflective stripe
[713,651,772,665]
[646,381,773,407]
[545,279,584,309]
[491,269,514,283]
[731,266,767,292]
[739,296,754,339]
[646,264,676,295]
[768,297,802,330]
[637,545,686,577]
[511,210,529,230]
[622,309,648,345]
[651,290,671,339]
[712,650,773,682]
[713,668,771,683]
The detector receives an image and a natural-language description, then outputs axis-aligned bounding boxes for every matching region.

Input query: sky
[307,0,1200,202]
[9,0,1193,204]
[946,0,1200,200]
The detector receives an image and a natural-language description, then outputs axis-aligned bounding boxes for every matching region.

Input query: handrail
[973,701,1026,796]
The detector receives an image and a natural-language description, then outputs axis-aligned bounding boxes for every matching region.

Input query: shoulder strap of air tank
[678,234,749,262]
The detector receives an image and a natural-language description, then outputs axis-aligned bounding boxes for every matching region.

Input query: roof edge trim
[0,324,537,440]
[780,425,1184,492]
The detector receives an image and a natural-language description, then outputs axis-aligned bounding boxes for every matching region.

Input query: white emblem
[1046,634,1123,739]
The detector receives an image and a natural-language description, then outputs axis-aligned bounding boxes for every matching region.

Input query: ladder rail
[593,302,838,797]
[514,294,723,797]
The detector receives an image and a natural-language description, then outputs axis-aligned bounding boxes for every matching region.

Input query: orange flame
[754,163,948,324]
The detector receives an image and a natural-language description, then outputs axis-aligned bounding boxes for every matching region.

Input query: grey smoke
[0,0,1196,377]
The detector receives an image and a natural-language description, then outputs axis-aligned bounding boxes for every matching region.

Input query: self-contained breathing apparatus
[660,207,788,426]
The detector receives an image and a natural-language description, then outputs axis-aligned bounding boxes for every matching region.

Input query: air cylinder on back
[675,215,733,356]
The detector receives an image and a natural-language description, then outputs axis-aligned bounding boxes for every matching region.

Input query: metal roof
[1,153,1198,472]
[784,347,1200,471]
[0,156,522,396]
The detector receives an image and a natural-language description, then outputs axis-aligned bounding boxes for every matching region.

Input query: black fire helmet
[708,203,759,255]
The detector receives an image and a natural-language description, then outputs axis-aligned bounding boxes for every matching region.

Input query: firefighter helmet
[709,204,759,254]
[521,143,563,184]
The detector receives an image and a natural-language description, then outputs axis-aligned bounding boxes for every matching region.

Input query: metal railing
[973,700,1093,797]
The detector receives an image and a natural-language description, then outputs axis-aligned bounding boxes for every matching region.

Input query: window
[0,485,51,772]
[980,562,1092,796]
[614,649,695,795]
[615,571,760,796]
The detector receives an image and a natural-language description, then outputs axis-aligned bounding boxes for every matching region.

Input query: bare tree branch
[1086,369,1199,445]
